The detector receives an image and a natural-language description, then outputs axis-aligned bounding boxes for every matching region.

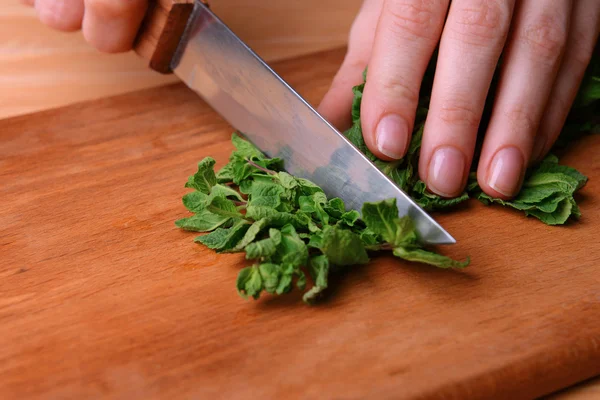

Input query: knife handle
[134,0,197,74]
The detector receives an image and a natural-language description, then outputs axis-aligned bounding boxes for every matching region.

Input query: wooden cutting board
[1,48,599,400]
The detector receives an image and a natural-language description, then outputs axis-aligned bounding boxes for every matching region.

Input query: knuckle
[86,0,147,19]
[450,0,511,46]
[518,14,567,66]
[375,75,420,105]
[438,99,481,128]
[504,107,537,138]
[383,0,444,42]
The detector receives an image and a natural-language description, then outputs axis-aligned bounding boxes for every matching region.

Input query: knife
[133,0,455,245]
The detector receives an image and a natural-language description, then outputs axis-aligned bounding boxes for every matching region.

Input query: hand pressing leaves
[343,67,590,224]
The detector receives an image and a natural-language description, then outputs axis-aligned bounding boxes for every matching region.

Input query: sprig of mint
[344,51,598,224]
[177,134,469,304]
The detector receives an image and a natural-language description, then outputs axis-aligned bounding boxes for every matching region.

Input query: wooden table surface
[1,48,600,400]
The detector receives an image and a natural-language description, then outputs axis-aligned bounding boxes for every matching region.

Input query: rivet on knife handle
[133,0,197,74]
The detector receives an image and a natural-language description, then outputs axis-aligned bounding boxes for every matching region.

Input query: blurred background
[0,0,361,119]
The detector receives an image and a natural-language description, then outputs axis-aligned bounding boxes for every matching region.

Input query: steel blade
[171,1,455,245]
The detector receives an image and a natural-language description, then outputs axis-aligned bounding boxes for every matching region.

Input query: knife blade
[135,0,455,245]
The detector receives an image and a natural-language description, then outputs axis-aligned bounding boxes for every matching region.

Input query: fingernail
[427,146,466,197]
[376,114,409,159]
[487,147,524,197]
[531,135,547,163]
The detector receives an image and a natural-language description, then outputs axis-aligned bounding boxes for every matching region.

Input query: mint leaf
[236,266,263,299]
[411,181,469,211]
[277,224,309,268]
[185,157,217,194]
[393,247,470,269]
[247,181,284,208]
[195,220,250,251]
[210,184,244,201]
[207,196,242,219]
[229,218,270,252]
[321,225,369,266]
[175,210,231,232]
[361,199,400,244]
[258,263,281,294]
[182,191,209,213]
[232,133,264,159]
[245,229,281,259]
[216,162,234,183]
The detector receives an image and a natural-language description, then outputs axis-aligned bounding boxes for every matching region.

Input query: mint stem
[246,159,276,175]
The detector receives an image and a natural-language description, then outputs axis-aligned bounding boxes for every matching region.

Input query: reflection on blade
[171,1,455,245]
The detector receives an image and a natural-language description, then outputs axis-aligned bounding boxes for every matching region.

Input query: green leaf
[323,197,345,219]
[245,229,282,259]
[359,228,382,246]
[182,191,209,213]
[276,172,298,189]
[195,220,250,251]
[276,264,295,295]
[321,225,369,266]
[185,157,217,194]
[207,196,242,219]
[296,177,324,196]
[299,192,329,224]
[216,162,235,183]
[309,255,329,288]
[526,198,574,225]
[339,210,361,228]
[393,216,419,246]
[307,231,324,249]
[393,247,469,269]
[232,161,259,185]
[175,210,231,232]
[210,184,244,201]
[277,224,309,268]
[232,133,264,159]
[411,181,469,211]
[523,172,580,195]
[229,218,270,252]
[236,265,263,299]
[296,271,307,291]
[361,199,399,244]
[535,155,588,190]
[247,181,284,208]
[258,263,281,294]
[303,255,330,304]
[245,206,298,228]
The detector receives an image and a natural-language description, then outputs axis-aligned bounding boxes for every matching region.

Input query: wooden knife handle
[133,0,197,74]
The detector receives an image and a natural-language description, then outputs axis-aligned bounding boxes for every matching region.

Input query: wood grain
[134,0,195,73]
[1,48,600,400]
[0,0,360,119]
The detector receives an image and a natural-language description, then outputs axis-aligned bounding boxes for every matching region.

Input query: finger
[21,0,35,7]
[35,0,84,32]
[361,0,449,160]
[532,0,600,162]
[418,0,515,197]
[82,0,148,53]
[318,0,383,131]
[476,0,572,198]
